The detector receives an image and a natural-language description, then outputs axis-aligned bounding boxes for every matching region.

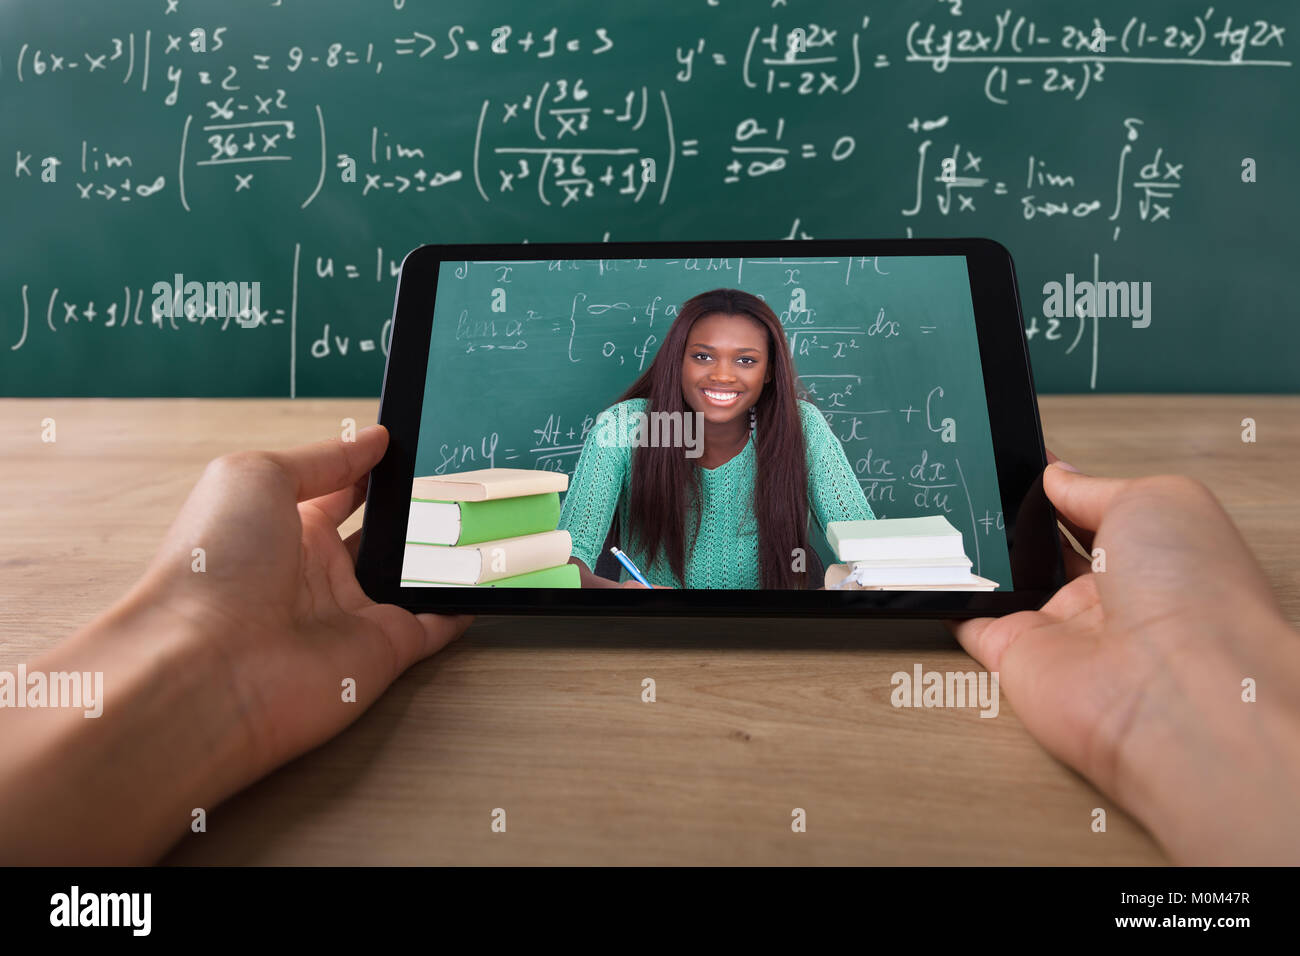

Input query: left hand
[141,423,473,781]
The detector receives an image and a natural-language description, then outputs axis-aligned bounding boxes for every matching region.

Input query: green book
[401,562,580,588]
[407,492,561,547]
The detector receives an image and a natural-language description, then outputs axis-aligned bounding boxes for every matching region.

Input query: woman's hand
[0,424,472,863]
[618,579,673,589]
[948,449,1300,863]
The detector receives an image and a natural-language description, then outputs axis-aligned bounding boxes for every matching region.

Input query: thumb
[266,424,389,503]
[1043,461,1130,536]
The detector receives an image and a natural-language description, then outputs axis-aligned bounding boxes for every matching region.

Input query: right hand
[949,448,1300,864]
[618,579,672,589]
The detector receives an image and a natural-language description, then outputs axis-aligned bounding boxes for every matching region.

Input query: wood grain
[1,396,1296,864]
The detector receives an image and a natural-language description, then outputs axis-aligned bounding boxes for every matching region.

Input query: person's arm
[952,455,1300,864]
[800,400,876,530]
[0,582,254,864]
[0,425,471,864]
[558,408,632,588]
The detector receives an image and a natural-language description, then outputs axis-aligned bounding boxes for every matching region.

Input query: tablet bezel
[356,238,1065,618]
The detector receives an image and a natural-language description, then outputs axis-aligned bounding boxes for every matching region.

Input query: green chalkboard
[415,255,1014,588]
[2,0,1296,396]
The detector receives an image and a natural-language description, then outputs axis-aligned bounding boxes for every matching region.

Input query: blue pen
[609,546,653,588]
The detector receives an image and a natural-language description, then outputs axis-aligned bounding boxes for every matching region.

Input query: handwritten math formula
[3,0,1294,398]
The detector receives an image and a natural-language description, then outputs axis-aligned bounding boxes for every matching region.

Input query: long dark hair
[614,289,811,589]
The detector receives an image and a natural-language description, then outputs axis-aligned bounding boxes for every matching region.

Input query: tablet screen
[400,253,1016,593]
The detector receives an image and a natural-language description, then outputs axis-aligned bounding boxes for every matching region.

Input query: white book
[407,501,464,547]
[401,530,572,585]
[411,468,568,502]
[826,564,1000,591]
[843,555,974,586]
[826,515,967,562]
[405,492,561,547]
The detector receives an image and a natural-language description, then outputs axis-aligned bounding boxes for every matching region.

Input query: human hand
[618,579,672,589]
[0,424,472,864]
[141,423,473,785]
[949,448,1300,864]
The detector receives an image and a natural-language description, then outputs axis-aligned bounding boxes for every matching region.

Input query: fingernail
[1051,460,1081,473]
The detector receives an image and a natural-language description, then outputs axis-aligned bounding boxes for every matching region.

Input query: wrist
[0,582,259,863]
[105,577,267,802]
[1111,609,1300,863]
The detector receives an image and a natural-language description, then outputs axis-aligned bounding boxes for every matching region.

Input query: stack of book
[402,468,579,588]
[824,515,999,591]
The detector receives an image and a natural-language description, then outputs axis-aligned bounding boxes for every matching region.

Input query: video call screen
[403,254,1012,592]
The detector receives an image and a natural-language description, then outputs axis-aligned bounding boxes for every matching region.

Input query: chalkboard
[415,255,1014,587]
[3,0,1296,396]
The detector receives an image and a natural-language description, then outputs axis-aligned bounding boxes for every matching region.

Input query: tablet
[356,239,1065,618]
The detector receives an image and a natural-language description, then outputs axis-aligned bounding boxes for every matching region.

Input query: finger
[356,603,473,678]
[1036,572,1101,621]
[415,613,474,657]
[305,474,370,529]
[946,615,1002,669]
[1042,452,1099,551]
[266,424,388,505]
[314,608,472,723]
[1043,462,1129,537]
[946,549,1093,655]
[950,609,1049,673]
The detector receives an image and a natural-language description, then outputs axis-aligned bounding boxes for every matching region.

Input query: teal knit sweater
[558,398,876,588]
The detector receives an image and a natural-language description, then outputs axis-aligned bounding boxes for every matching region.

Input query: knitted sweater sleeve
[799,400,876,530]
[557,401,639,571]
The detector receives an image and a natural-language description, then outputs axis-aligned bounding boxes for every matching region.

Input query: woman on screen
[558,288,875,589]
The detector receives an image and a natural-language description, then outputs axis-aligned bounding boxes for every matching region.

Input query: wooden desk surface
[2,396,1297,864]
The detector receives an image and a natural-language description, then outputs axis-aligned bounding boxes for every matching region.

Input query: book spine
[480,563,579,588]
[402,561,580,588]
[412,473,568,501]
[474,530,573,583]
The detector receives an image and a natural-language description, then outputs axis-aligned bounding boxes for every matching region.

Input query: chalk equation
[3,0,1294,400]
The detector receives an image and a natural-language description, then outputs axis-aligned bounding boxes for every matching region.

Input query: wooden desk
[3,397,1297,864]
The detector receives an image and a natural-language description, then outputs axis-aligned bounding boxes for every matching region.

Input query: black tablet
[356,239,1065,618]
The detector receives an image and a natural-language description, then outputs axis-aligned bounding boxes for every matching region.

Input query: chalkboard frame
[357,238,1065,618]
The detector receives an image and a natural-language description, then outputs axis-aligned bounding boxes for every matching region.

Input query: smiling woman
[557,288,876,590]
